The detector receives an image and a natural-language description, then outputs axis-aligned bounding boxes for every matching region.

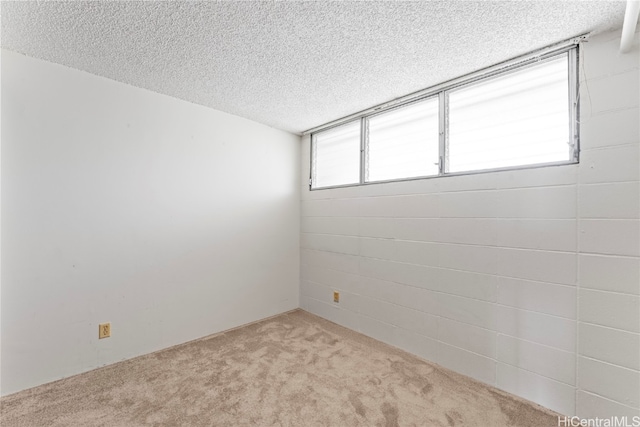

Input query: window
[366,98,439,182]
[310,46,578,190]
[311,120,360,188]
[447,55,572,173]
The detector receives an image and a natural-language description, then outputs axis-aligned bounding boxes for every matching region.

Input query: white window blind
[311,121,360,189]
[366,98,440,182]
[447,54,571,173]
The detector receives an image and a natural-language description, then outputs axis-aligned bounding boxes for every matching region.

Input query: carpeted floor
[1,309,560,426]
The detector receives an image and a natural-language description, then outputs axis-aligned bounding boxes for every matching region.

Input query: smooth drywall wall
[1,50,300,395]
[300,28,639,418]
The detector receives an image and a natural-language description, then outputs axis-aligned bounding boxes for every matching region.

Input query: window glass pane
[367,98,439,182]
[312,121,360,188]
[448,54,571,173]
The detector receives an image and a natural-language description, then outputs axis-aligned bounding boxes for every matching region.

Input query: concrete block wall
[299,28,639,418]
[574,29,640,420]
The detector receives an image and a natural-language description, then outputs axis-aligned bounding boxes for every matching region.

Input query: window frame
[310,46,579,191]
[364,95,441,183]
[310,118,362,189]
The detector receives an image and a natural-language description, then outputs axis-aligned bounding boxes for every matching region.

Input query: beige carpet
[1,310,560,426]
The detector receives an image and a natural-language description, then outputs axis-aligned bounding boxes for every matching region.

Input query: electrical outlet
[333,291,340,303]
[99,322,111,339]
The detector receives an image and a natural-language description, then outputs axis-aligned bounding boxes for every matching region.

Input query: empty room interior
[1,1,639,426]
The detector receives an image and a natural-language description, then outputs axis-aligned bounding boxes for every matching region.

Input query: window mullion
[310,134,316,188]
[438,91,447,175]
[360,117,368,184]
[568,47,579,162]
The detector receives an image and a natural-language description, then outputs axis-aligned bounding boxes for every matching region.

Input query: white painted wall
[300,29,639,418]
[1,50,301,396]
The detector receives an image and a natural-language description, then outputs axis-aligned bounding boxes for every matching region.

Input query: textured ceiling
[1,1,627,134]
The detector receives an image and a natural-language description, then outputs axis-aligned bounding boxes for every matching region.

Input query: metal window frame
[443,49,579,175]
[363,95,441,184]
[309,42,581,191]
[360,117,367,183]
[309,118,362,190]
[439,91,448,174]
[568,47,580,162]
[309,133,316,188]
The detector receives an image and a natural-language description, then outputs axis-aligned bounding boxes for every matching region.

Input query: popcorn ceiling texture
[1,1,626,134]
